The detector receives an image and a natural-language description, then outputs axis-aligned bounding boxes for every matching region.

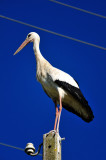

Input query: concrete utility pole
[43,130,64,160]
[25,130,65,160]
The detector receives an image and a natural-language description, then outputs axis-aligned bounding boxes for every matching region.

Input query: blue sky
[0,0,106,159]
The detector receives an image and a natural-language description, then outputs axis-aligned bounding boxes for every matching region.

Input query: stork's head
[14,32,40,55]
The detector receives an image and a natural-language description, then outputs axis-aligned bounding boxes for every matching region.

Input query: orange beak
[14,39,30,55]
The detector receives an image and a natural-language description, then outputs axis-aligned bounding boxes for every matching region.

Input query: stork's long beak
[14,39,30,55]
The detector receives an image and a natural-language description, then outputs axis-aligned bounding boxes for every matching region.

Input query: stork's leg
[54,101,59,131]
[57,96,62,133]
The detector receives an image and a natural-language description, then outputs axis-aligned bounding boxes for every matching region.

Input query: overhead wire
[49,0,106,19]
[0,15,106,50]
[0,142,42,156]
[0,142,24,151]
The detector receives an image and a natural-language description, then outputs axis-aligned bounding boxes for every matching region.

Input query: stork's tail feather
[55,80,94,122]
[63,103,94,122]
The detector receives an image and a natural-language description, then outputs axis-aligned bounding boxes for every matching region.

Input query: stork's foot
[48,130,56,134]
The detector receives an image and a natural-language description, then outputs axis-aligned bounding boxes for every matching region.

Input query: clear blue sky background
[0,0,106,160]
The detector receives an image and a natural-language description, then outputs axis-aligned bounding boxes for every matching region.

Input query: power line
[0,142,42,156]
[0,14,106,50]
[0,142,24,151]
[49,0,106,19]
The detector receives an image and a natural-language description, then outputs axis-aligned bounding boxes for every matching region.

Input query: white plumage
[14,32,94,132]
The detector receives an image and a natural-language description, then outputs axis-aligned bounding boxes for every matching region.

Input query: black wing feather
[55,80,94,122]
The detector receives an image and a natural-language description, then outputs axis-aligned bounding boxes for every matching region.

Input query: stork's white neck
[33,39,43,60]
[33,38,47,76]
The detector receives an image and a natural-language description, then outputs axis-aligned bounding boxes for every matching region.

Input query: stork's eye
[28,34,31,38]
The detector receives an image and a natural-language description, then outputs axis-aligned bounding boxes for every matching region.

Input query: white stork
[14,32,94,132]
